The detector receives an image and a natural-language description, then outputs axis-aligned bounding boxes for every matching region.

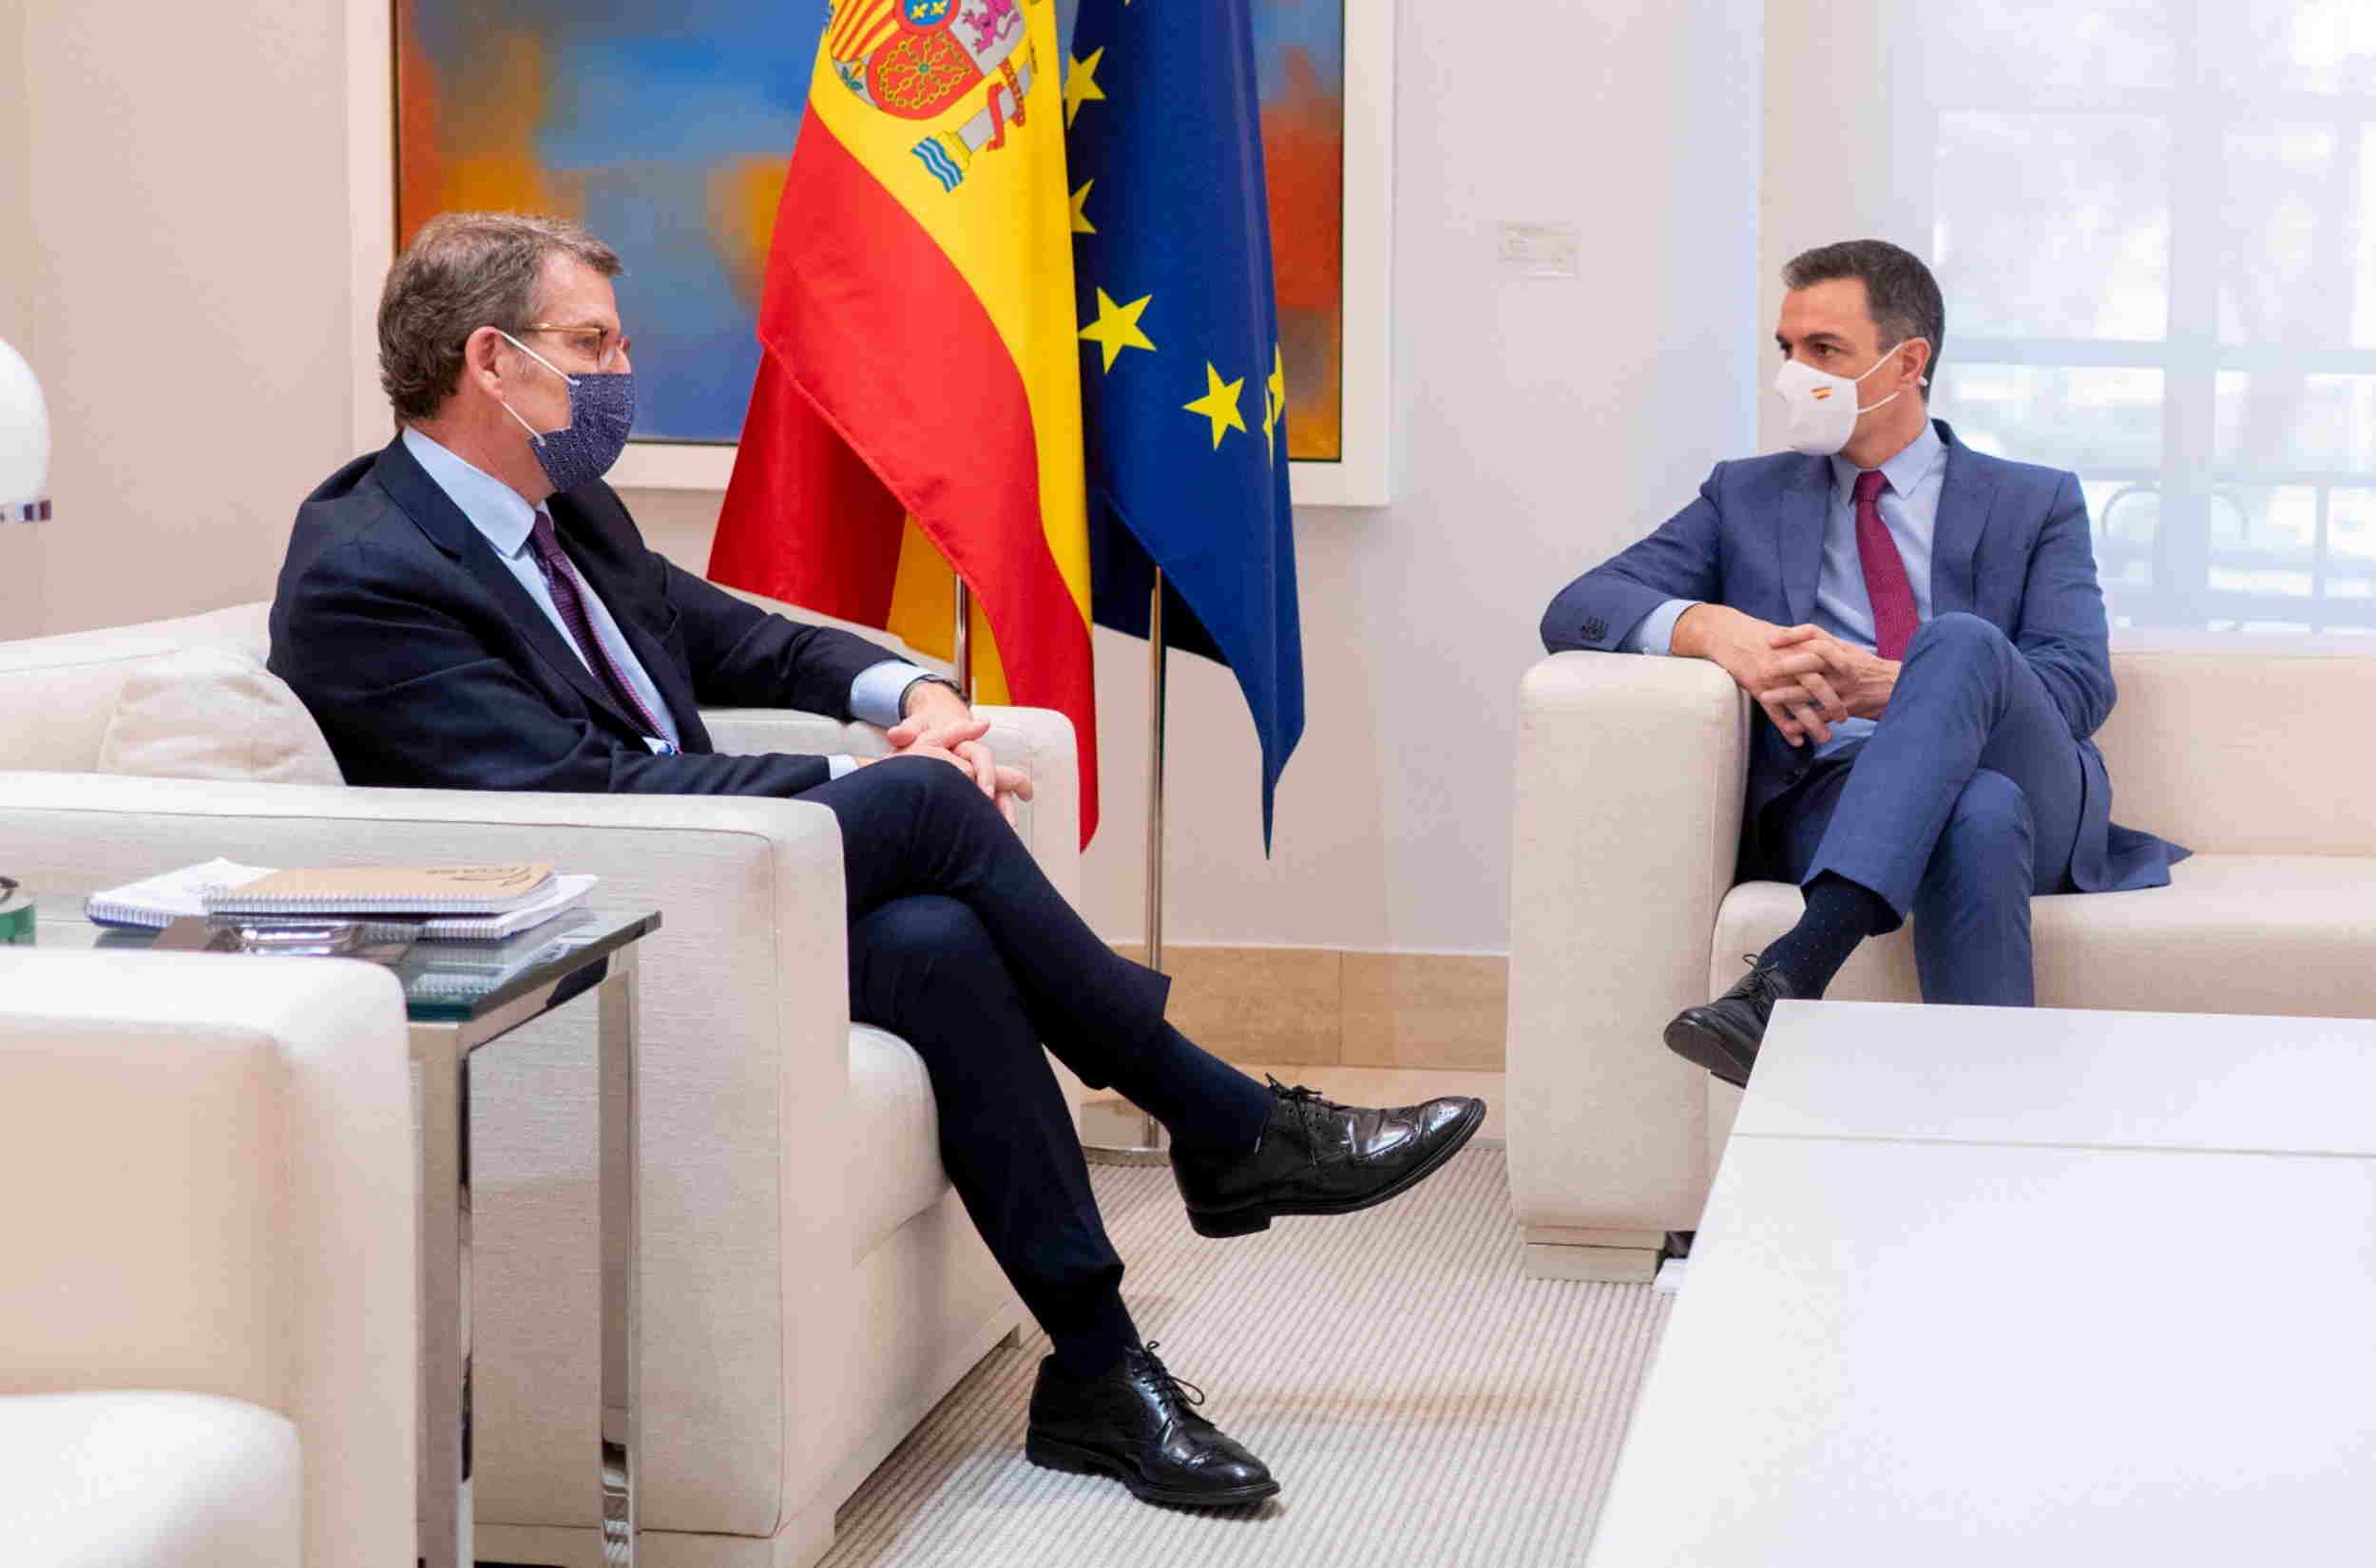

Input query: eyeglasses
[515,322,633,372]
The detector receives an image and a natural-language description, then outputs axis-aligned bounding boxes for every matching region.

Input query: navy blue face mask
[496,330,636,493]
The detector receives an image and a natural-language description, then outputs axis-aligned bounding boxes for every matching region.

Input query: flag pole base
[1080,1096,1171,1166]
[1083,569,1172,1164]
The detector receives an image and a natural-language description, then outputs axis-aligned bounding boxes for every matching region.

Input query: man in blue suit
[1542,239,2184,1086]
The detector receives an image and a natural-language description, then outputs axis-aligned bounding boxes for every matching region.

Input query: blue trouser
[801,755,1269,1373]
[1761,613,2087,1006]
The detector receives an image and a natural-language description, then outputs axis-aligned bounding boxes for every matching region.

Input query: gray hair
[1781,238,1945,399]
[378,211,622,422]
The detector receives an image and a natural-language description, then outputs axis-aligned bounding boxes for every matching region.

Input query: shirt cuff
[849,659,935,727]
[827,754,858,781]
[1622,599,1698,657]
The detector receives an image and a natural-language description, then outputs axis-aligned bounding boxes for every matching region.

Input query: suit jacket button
[1581,616,1608,641]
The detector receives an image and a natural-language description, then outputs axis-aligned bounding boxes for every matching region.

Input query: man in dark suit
[1542,239,2184,1088]
[271,212,1483,1508]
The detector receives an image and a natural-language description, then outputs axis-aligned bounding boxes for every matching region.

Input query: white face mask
[1773,341,1921,457]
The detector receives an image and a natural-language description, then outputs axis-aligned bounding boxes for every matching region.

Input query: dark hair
[1781,239,1945,399]
[378,212,622,422]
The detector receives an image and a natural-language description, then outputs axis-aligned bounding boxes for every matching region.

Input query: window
[1915,1,2376,633]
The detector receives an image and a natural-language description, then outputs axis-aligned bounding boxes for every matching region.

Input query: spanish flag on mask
[710,0,1099,843]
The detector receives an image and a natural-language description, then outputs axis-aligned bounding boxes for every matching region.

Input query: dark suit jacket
[268,436,896,796]
[1539,419,2182,893]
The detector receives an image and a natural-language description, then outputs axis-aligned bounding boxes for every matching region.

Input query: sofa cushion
[846,1023,951,1260]
[1712,853,2376,1019]
[95,646,343,786]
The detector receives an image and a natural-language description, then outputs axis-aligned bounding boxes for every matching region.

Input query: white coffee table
[1588,1000,2376,1566]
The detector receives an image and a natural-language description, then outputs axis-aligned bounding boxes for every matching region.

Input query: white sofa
[1506,642,2376,1282]
[0,947,416,1568]
[0,599,1086,1568]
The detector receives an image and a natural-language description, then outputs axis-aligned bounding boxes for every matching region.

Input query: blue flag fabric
[1064,0,1306,844]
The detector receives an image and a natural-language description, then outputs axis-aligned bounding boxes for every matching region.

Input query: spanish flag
[710,0,1098,842]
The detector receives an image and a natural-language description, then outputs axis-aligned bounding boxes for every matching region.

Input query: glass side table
[39,908,662,1568]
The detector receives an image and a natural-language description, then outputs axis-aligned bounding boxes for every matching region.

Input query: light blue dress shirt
[402,429,930,776]
[1625,419,1949,760]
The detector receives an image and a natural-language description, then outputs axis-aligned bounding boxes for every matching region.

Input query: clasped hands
[1675,603,1899,748]
[858,681,1035,824]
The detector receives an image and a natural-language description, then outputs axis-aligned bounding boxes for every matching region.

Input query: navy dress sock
[1757,872,1892,1000]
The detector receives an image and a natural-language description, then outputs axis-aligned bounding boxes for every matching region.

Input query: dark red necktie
[1852,468,1919,660]
[527,509,669,738]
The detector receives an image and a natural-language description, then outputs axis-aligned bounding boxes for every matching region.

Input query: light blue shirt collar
[1829,417,1945,503]
[401,427,542,558]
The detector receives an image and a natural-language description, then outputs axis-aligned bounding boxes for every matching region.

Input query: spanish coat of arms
[825,0,1046,191]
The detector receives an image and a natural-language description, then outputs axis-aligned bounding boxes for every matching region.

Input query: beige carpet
[818,1149,1672,1567]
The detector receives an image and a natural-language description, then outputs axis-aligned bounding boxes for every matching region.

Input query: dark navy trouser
[799,755,1268,1372]
[1761,613,2087,1007]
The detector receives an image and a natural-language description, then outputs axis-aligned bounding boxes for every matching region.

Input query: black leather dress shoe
[1025,1342,1279,1508]
[1169,1077,1486,1238]
[1663,961,1799,1087]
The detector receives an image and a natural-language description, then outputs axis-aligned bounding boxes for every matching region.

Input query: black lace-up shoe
[1663,959,1799,1088]
[1169,1077,1486,1238]
[1025,1342,1279,1508]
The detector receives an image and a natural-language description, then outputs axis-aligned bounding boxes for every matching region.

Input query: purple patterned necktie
[1852,468,1919,660]
[526,509,669,738]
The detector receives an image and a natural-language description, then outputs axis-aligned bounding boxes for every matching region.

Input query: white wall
[16,0,1762,957]
[10,0,367,639]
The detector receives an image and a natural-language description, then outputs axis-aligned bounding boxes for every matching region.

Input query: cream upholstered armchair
[0,594,1084,1568]
[1505,643,2376,1283]
[0,947,415,1568]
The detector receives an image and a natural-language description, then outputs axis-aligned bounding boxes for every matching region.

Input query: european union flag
[1064,0,1305,844]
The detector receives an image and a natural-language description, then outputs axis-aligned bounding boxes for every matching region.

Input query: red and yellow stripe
[826,0,899,65]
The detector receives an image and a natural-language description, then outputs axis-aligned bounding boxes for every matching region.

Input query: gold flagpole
[951,578,973,698]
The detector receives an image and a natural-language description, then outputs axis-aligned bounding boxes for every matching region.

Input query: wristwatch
[899,672,967,716]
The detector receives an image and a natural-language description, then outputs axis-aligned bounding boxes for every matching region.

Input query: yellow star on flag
[1184,362,1248,449]
[1070,180,1096,236]
[1064,48,1107,127]
[1262,344,1286,457]
[1079,287,1156,373]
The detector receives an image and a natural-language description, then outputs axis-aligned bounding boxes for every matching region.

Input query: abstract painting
[395,0,1348,462]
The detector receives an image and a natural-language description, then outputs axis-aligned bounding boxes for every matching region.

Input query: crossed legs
[1669,613,2092,1082]
[1789,610,2086,985]
[799,755,1485,1508]
[805,755,1271,1373]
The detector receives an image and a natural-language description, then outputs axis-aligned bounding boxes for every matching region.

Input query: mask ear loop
[491,328,575,444]
[1852,338,1926,415]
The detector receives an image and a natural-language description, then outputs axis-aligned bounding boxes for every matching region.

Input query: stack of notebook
[86,859,599,941]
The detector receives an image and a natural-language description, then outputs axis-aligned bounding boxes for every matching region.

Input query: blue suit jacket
[1540,420,2182,893]
[268,436,895,797]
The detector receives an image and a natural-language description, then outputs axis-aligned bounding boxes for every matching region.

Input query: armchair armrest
[1504,653,1750,1235]
[697,703,1082,906]
[0,948,414,1568]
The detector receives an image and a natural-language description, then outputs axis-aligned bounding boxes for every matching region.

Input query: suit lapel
[1777,460,1830,627]
[374,439,645,732]
[1927,422,1997,620]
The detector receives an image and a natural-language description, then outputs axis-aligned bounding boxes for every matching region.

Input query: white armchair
[0,598,1085,1568]
[1505,644,2376,1282]
[0,947,416,1568]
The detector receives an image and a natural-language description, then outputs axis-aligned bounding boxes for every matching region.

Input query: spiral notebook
[86,859,596,941]
[210,862,554,914]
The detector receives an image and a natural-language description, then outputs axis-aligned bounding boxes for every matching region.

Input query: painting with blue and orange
[396,0,1346,459]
